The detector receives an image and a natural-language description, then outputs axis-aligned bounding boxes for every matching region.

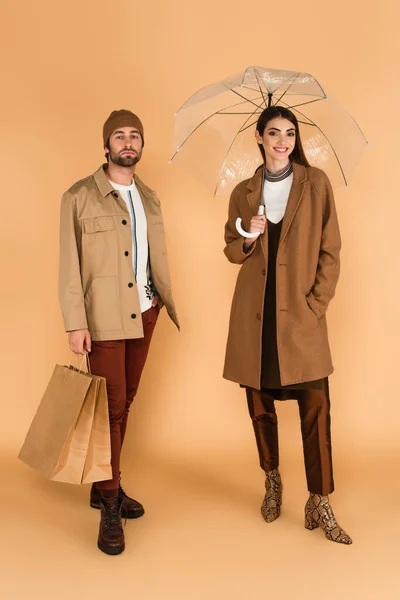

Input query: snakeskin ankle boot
[305,493,352,545]
[261,468,282,523]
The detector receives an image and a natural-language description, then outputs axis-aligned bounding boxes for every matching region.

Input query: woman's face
[256,117,296,165]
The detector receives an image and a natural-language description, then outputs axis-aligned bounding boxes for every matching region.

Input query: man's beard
[109,150,141,167]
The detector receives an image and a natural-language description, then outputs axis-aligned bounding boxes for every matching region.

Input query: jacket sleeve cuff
[242,239,257,256]
[224,237,256,264]
[64,313,88,333]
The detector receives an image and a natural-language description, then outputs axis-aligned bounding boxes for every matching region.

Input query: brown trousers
[246,380,334,495]
[89,306,159,491]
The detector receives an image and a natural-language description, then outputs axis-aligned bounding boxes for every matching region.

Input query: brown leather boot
[91,483,145,519]
[118,480,145,519]
[97,496,125,555]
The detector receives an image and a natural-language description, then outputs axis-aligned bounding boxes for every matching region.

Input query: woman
[223,106,352,544]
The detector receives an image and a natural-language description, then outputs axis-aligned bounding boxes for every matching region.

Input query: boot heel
[305,519,319,530]
[305,509,319,530]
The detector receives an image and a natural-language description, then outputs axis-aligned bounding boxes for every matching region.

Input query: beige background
[1,0,399,598]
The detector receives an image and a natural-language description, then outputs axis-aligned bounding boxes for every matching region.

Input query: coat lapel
[246,167,264,214]
[279,162,308,246]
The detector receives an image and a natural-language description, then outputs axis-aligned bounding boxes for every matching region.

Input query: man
[59,109,179,555]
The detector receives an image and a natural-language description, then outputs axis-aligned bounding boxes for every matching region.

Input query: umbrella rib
[170,95,266,160]
[274,71,327,106]
[276,97,320,126]
[235,95,268,130]
[238,118,259,133]
[217,95,264,113]
[341,109,369,144]
[272,72,302,106]
[297,120,317,126]
[228,86,267,110]
[237,115,317,135]
[213,107,263,196]
[253,69,269,108]
[170,112,220,159]
[217,94,265,114]
[218,112,263,115]
[303,71,327,97]
[216,95,329,116]
[287,104,348,185]
[282,97,326,110]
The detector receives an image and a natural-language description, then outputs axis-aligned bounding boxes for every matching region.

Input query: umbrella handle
[235,205,265,238]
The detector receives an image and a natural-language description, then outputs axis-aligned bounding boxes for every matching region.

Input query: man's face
[106,126,143,167]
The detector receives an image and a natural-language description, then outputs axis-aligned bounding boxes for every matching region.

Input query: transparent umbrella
[170,66,368,196]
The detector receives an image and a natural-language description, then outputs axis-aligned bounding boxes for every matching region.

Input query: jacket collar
[93,165,114,198]
[93,164,159,204]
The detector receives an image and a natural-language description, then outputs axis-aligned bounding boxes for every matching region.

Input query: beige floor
[1,446,399,600]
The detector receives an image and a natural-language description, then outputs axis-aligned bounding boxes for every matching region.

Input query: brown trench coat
[223,162,341,389]
[59,165,179,341]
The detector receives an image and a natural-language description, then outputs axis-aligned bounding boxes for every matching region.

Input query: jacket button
[261,269,266,276]
[128,282,133,288]
[131,313,136,319]
[122,219,127,225]
[256,313,261,320]
[124,251,129,256]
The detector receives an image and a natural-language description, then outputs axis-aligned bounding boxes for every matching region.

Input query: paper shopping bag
[82,374,112,484]
[18,363,112,484]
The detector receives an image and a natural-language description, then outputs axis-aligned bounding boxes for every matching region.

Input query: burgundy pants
[89,306,159,491]
[246,381,334,495]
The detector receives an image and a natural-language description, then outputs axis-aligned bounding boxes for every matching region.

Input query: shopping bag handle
[80,353,92,374]
[70,352,92,374]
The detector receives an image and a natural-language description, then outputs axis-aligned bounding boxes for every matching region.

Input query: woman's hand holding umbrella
[243,211,266,250]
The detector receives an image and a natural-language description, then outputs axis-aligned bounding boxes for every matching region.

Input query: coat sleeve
[58,191,88,332]
[306,173,341,320]
[223,187,256,264]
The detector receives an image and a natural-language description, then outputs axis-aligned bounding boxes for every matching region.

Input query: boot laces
[104,500,123,527]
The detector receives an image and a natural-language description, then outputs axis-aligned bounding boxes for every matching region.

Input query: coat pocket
[82,217,116,256]
[304,298,319,330]
[84,276,122,332]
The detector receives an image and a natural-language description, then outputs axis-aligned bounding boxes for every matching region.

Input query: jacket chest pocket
[82,217,116,254]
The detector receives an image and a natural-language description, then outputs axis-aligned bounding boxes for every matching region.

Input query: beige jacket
[223,162,341,389]
[59,165,179,341]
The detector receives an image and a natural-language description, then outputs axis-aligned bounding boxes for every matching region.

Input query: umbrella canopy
[170,66,368,196]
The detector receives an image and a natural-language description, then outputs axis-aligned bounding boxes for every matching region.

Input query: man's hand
[243,215,266,250]
[68,329,92,354]
[152,296,163,308]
